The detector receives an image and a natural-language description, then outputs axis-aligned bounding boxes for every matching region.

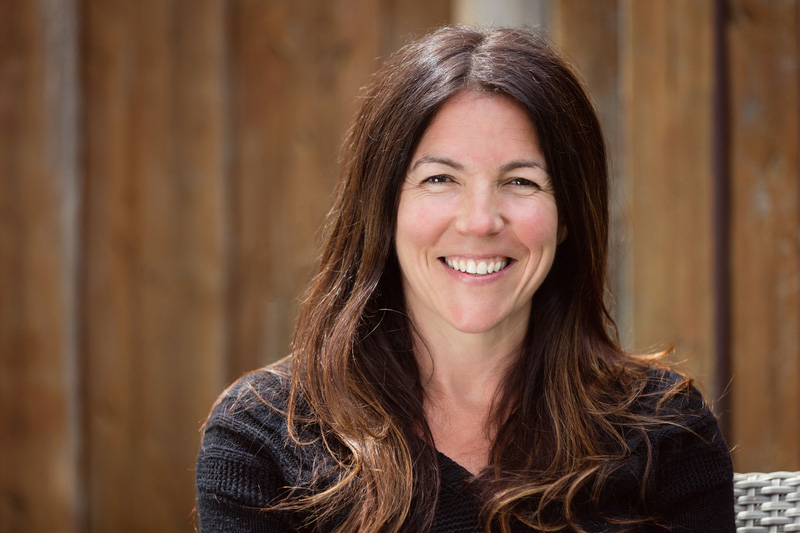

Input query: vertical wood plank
[81,2,453,530]
[226,0,382,376]
[3,0,797,528]
[618,0,717,390]
[226,0,452,377]
[379,0,452,56]
[0,0,80,531]
[728,0,800,471]
[550,0,632,347]
[81,0,227,530]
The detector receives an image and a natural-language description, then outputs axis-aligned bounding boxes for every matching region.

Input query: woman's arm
[647,389,736,531]
[195,371,301,533]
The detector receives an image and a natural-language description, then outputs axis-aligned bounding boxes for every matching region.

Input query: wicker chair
[734,472,800,532]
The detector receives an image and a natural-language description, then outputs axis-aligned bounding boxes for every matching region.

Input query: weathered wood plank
[728,0,800,471]
[81,0,227,529]
[550,0,632,348]
[81,2,453,530]
[379,0,452,56]
[226,0,452,377]
[225,0,382,376]
[618,0,716,389]
[0,0,80,531]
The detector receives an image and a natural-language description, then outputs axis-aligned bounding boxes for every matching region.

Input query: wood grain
[379,0,452,56]
[618,0,717,388]
[225,0,380,376]
[81,0,227,529]
[0,0,80,531]
[80,1,452,530]
[728,0,800,471]
[225,0,451,379]
[551,0,633,348]
[7,1,799,530]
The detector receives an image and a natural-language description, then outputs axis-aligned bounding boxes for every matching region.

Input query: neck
[410,319,527,476]
[412,318,526,408]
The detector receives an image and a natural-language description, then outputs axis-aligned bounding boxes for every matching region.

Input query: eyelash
[509,178,540,189]
[420,175,543,190]
[422,175,452,184]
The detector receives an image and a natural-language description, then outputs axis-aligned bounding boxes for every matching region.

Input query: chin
[440,301,530,336]
[445,314,512,335]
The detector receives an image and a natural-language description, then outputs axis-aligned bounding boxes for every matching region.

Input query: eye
[508,177,541,189]
[422,174,452,185]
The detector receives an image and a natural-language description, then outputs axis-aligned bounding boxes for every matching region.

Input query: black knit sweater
[195,368,735,532]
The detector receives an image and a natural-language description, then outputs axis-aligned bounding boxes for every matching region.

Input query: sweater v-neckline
[437,450,478,483]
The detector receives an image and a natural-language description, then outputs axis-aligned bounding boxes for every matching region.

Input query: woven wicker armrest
[734,471,800,532]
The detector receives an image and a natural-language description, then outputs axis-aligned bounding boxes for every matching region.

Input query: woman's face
[396,91,560,338]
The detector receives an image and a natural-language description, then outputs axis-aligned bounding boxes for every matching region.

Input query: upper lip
[439,254,512,261]
[439,255,514,265]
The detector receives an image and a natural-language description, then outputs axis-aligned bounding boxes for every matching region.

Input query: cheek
[510,201,560,246]
[396,196,450,253]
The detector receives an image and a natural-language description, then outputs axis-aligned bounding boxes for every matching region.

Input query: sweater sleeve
[195,371,301,533]
[645,379,736,532]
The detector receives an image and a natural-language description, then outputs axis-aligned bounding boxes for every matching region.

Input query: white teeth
[443,258,508,276]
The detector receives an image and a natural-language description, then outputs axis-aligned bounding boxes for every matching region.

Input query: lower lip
[439,258,512,281]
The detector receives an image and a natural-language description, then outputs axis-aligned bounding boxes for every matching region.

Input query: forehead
[410,91,544,168]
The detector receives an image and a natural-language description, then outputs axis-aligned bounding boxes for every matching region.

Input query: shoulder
[612,364,730,473]
[631,366,734,519]
[201,364,297,453]
[197,363,336,531]
[632,366,714,423]
[625,366,727,451]
[599,365,734,527]
[197,362,328,505]
[198,365,290,478]
[200,361,326,463]
[207,364,293,427]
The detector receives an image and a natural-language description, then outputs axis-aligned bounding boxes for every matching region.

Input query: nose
[455,187,504,237]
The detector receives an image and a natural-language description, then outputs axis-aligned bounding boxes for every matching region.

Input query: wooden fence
[0,0,797,531]
[550,0,799,473]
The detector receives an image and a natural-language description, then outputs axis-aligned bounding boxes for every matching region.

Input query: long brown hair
[281,26,684,532]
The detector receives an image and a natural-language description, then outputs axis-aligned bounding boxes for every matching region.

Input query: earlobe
[558,225,568,244]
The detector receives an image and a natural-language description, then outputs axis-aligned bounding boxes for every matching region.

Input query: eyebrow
[409,155,465,172]
[409,155,548,174]
[500,160,548,173]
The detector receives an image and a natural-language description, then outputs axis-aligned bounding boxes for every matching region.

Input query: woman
[196,26,734,532]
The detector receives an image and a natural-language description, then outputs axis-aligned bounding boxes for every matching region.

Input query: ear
[557,225,568,244]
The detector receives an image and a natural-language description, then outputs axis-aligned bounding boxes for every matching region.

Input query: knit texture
[196,368,735,532]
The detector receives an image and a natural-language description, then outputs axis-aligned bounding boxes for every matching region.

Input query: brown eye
[509,178,540,189]
[423,175,452,184]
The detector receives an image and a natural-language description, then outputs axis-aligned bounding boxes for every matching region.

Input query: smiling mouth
[441,257,510,276]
